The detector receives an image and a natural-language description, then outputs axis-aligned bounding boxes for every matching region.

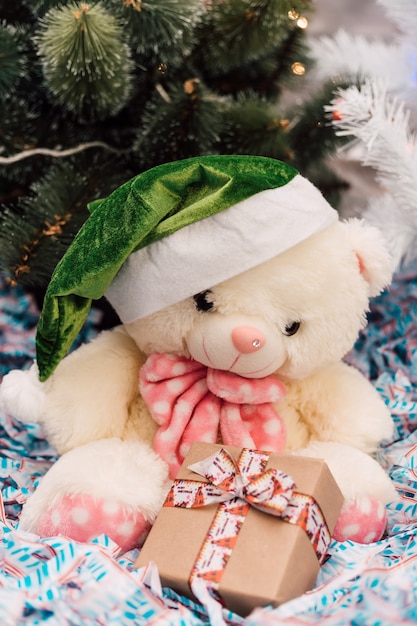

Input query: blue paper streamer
[2,261,417,624]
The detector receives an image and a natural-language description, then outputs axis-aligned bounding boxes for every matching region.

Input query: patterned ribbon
[164,448,331,596]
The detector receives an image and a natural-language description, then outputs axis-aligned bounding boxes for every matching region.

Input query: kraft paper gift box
[136,442,344,617]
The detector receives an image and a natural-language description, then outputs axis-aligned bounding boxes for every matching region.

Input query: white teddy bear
[0,155,397,551]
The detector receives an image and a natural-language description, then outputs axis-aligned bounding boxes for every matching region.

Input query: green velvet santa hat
[36,154,338,381]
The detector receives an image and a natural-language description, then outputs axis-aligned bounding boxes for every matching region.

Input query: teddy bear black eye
[193,290,214,312]
[284,320,301,336]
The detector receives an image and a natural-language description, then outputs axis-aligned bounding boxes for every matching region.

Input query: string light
[288,8,308,76]
[288,9,308,29]
[291,62,306,76]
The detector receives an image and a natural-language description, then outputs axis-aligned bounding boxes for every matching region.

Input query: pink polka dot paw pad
[332,495,387,544]
[37,493,151,552]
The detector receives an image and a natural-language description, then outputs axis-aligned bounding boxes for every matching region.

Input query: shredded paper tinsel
[1,265,417,625]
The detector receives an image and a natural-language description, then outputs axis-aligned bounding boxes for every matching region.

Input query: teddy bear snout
[186,313,286,377]
[231,326,266,354]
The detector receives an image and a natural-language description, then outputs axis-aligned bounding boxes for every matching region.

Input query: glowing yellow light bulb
[291,62,306,76]
[297,16,308,29]
[288,9,299,20]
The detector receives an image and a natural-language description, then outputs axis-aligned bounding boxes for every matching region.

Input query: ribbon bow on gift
[165,447,332,578]
[169,446,296,516]
[139,353,287,479]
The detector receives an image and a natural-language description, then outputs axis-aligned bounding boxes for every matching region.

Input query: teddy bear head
[124,218,392,381]
[34,155,392,382]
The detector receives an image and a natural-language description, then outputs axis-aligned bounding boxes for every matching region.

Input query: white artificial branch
[326,79,417,267]
[0,141,122,164]
[309,30,413,95]
[376,0,417,38]
[364,193,417,268]
[327,80,417,194]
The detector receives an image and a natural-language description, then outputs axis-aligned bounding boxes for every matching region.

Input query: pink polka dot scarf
[139,353,287,478]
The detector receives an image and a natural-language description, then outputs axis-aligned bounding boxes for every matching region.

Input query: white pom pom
[0,362,47,423]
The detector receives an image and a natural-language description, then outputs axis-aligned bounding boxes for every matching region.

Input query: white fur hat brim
[105,173,338,322]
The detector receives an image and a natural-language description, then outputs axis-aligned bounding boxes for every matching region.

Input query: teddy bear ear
[343,218,394,297]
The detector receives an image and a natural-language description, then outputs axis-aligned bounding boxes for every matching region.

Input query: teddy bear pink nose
[231,326,266,354]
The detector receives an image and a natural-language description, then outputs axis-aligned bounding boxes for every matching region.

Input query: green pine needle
[37,2,134,120]
[221,92,292,160]
[23,0,64,18]
[287,79,352,171]
[0,24,24,97]
[0,94,45,187]
[199,0,311,73]
[0,161,88,286]
[104,0,204,65]
[202,26,310,100]
[135,78,226,166]
[0,156,126,287]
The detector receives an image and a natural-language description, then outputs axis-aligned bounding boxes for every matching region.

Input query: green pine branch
[220,92,293,160]
[134,77,227,166]
[0,0,350,291]
[196,0,310,73]
[37,3,134,120]
[103,0,203,65]
[0,155,134,287]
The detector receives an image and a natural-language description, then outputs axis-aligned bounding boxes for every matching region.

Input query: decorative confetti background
[1,262,417,625]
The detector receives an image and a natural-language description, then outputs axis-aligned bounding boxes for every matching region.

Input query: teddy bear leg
[36,492,151,552]
[295,440,398,544]
[19,438,170,552]
[332,496,387,543]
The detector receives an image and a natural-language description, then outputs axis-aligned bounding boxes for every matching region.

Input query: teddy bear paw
[332,495,387,544]
[19,438,170,552]
[0,362,47,423]
[36,493,152,552]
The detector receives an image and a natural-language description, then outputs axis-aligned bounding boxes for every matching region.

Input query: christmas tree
[0,0,348,299]
[309,0,417,269]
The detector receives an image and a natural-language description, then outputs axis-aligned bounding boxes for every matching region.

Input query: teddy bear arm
[40,326,147,454]
[281,361,394,454]
[19,438,171,552]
